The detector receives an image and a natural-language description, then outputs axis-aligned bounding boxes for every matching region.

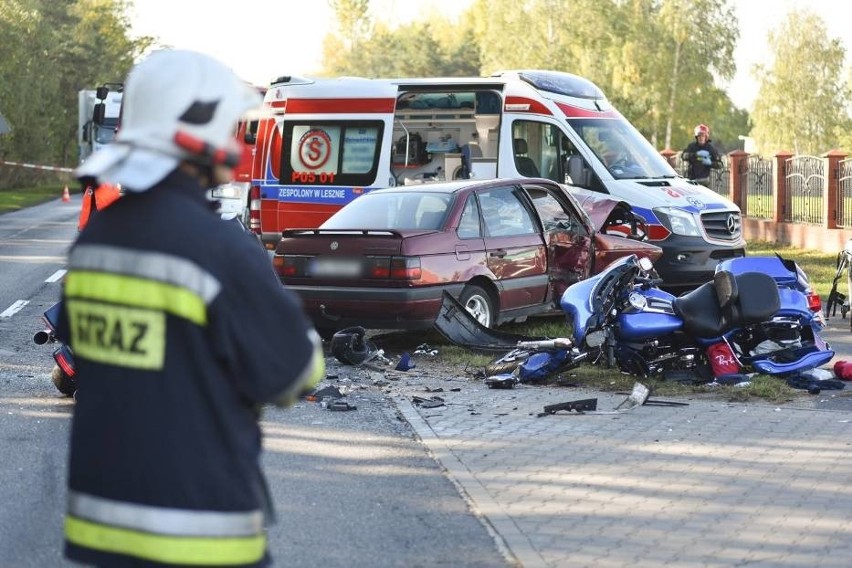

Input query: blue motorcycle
[435,254,834,383]
[560,254,833,381]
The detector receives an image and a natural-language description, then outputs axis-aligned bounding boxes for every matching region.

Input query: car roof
[368,177,558,196]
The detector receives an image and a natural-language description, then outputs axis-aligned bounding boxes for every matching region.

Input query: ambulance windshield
[567,117,677,180]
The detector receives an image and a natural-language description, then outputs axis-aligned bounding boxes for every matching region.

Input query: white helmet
[76,49,262,192]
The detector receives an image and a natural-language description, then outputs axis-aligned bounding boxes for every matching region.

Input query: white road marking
[45,269,66,283]
[0,300,29,318]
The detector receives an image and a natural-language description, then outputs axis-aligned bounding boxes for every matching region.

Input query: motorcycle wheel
[51,365,76,396]
[484,348,531,376]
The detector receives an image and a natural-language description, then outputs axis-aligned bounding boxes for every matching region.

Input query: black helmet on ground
[330,326,376,365]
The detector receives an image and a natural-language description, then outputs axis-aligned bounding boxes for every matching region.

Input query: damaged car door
[523,183,594,303]
[477,185,549,310]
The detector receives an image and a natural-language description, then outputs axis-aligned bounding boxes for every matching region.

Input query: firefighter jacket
[58,170,325,567]
[77,182,121,231]
[681,139,722,182]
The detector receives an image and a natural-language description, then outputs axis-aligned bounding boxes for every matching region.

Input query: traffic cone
[61,185,71,203]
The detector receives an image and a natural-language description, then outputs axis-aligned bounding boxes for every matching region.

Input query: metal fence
[669,152,850,227]
[744,155,774,219]
[784,156,824,225]
[672,154,730,198]
[838,158,852,229]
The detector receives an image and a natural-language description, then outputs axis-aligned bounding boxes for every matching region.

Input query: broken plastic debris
[395,352,416,371]
[485,373,519,389]
[414,343,439,356]
[412,395,445,408]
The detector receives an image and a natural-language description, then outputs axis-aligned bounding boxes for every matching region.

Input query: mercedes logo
[330,241,339,250]
[726,214,737,234]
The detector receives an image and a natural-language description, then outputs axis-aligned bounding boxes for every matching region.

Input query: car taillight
[807,292,822,312]
[273,255,308,277]
[249,185,261,233]
[391,257,421,279]
[55,348,75,377]
[365,256,421,280]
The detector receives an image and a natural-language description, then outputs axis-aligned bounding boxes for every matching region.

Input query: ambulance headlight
[654,207,701,237]
[211,183,243,200]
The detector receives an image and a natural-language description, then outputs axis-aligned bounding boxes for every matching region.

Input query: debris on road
[395,352,416,371]
[539,398,598,416]
[484,373,519,389]
[412,396,445,409]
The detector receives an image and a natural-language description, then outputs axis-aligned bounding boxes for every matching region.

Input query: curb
[393,395,546,568]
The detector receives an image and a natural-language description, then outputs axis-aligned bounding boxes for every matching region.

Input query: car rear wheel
[459,285,495,328]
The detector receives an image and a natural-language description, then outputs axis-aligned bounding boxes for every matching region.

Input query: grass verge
[0,184,69,214]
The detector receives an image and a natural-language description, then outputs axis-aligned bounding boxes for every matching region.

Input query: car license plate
[309,257,362,278]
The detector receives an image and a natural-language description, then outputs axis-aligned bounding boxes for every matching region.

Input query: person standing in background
[682,123,722,185]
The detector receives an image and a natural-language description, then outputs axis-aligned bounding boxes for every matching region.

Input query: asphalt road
[0,196,509,568]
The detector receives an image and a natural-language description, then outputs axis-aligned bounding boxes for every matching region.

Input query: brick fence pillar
[728,150,748,212]
[824,149,846,230]
[660,148,677,169]
[774,151,793,223]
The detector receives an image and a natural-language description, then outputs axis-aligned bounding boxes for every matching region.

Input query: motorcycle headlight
[654,207,701,237]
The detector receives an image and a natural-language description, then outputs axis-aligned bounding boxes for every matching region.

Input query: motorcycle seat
[727,272,781,325]
[673,271,780,338]
[673,280,727,337]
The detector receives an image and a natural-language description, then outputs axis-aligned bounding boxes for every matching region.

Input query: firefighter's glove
[275,329,325,408]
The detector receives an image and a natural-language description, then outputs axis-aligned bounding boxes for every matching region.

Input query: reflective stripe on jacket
[66,491,266,565]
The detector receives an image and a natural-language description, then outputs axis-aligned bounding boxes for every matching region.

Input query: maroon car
[272,178,661,336]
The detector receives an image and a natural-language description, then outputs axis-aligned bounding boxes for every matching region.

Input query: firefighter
[77,182,121,231]
[57,49,325,567]
[681,123,722,185]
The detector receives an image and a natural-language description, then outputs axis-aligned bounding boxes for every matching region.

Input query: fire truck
[247,70,744,288]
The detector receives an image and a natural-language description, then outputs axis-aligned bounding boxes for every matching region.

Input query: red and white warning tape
[0,160,73,173]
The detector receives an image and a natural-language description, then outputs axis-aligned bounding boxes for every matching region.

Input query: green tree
[322,11,480,78]
[0,0,150,188]
[318,0,742,153]
[750,9,850,156]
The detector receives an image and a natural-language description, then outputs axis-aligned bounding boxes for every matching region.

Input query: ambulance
[248,70,744,288]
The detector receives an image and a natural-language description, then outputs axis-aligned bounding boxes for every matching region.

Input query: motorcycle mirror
[638,256,654,272]
[585,330,606,348]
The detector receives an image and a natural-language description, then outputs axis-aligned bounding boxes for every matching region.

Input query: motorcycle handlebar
[636,276,665,288]
[516,338,573,350]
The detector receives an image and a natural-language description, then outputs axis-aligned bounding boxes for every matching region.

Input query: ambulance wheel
[51,365,76,397]
[459,285,494,328]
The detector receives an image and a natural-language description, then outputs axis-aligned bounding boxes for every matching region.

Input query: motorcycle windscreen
[560,255,638,346]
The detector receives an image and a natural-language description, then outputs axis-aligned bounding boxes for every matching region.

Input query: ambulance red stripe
[272,98,396,114]
[556,102,620,119]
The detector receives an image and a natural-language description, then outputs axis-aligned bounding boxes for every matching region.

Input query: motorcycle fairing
[560,255,638,346]
[433,291,543,350]
[748,346,835,375]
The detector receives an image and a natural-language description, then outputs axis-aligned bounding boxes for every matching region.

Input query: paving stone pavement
[393,359,852,567]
